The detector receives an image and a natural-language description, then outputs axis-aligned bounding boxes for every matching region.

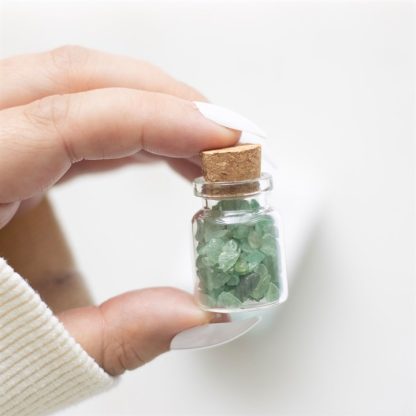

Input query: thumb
[57,287,223,376]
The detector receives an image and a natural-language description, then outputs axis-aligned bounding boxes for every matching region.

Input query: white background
[0,1,415,415]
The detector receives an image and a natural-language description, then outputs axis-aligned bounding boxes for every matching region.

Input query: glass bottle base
[196,297,284,313]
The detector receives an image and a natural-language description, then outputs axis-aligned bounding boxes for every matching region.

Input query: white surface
[1,1,414,415]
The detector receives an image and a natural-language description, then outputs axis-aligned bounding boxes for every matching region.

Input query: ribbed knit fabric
[0,257,115,416]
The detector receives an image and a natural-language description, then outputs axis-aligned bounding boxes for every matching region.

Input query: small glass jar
[192,173,288,312]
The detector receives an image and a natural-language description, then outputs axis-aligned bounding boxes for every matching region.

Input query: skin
[0,45,237,376]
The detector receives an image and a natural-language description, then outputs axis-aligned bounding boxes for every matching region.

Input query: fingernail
[170,316,261,350]
[194,102,268,139]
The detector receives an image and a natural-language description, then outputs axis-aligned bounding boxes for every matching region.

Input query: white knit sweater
[0,257,115,416]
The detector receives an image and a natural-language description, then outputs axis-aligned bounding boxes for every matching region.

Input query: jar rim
[193,172,273,199]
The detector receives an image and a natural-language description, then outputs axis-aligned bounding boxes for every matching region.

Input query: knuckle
[48,45,91,87]
[24,94,71,132]
[49,44,90,70]
[98,305,145,376]
[131,90,158,149]
[24,94,76,162]
[106,344,143,376]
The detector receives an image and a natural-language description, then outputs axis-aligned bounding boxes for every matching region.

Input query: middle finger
[0,45,206,109]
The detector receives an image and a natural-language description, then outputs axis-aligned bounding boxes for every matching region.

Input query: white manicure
[194,102,268,139]
[170,316,261,350]
[194,101,278,173]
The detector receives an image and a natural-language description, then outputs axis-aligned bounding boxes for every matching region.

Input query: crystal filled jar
[192,173,288,312]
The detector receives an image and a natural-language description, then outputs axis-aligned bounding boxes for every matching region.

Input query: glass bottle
[192,173,288,312]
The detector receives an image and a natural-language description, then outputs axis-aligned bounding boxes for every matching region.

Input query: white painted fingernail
[194,102,279,179]
[194,102,267,138]
[170,316,261,350]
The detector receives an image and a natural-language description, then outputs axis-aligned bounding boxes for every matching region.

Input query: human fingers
[0,87,240,205]
[58,287,229,376]
[0,45,206,109]
[61,153,201,183]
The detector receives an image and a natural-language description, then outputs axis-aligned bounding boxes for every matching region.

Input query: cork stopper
[199,144,262,197]
[201,144,261,182]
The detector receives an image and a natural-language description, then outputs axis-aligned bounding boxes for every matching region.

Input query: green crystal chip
[248,229,262,249]
[232,271,261,301]
[218,239,240,271]
[226,273,240,286]
[265,282,279,302]
[233,257,249,275]
[196,254,215,269]
[222,239,239,252]
[244,250,266,271]
[213,270,232,290]
[231,224,250,240]
[203,222,227,242]
[240,240,255,253]
[260,233,277,257]
[251,272,271,300]
[197,238,225,265]
[194,198,282,308]
[217,291,242,308]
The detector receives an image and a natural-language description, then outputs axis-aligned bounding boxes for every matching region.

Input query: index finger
[0,45,206,109]
[0,88,239,203]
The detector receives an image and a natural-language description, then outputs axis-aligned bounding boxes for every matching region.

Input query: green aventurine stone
[251,272,271,300]
[232,272,260,301]
[263,255,279,281]
[204,222,227,242]
[244,250,266,271]
[240,240,254,253]
[218,239,240,271]
[265,282,279,302]
[196,254,215,269]
[195,198,281,308]
[227,273,240,286]
[197,238,225,265]
[255,217,277,236]
[217,291,242,308]
[232,224,250,240]
[233,250,265,275]
[223,239,239,252]
[256,263,269,278]
[197,265,215,291]
[234,257,249,275]
[248,230,262,249]
[260,233,277,257]
[211,270,232,289]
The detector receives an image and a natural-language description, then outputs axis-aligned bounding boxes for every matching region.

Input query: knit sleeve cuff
[0,257,115,416]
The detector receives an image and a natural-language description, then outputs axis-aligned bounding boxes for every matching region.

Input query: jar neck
[202,192,271,210]
[193,173,274,208]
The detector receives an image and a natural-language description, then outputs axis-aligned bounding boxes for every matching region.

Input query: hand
[0,46,239,375]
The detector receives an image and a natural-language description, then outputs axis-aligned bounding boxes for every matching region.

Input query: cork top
[198,143,262,198]
[200,143,261,182]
